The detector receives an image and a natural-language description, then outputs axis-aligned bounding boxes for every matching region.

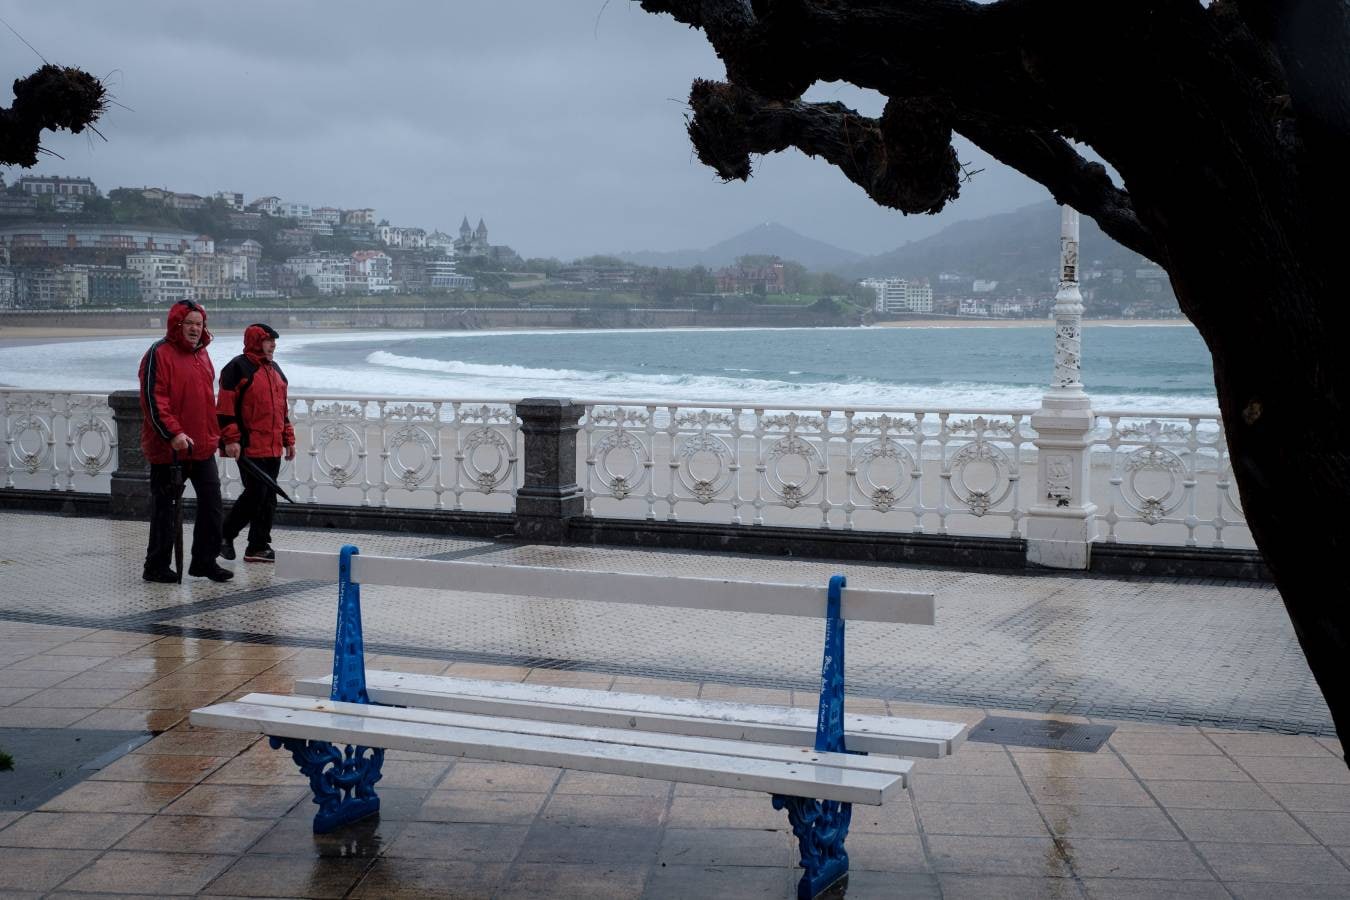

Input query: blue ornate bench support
[774,573,854,899]
[270,544,384,833]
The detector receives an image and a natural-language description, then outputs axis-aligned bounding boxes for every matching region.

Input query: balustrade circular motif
[70,415,115,475]
[763,434,822,508]
[849,437,916,512]
[460,426,514,493]
[315,423,364,487]
[388,425,437,490]
[673,431,735,504]
[7,415,52,474]
[1120,445,1187,523]
[591,430,649,500]
[945,440,1013,516]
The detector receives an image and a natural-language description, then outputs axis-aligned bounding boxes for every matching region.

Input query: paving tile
[666,796,788,829]
[1059,838,1212,879]
[1206,731,1336,757]
[0,706,99,727]
[837,870,944,899]
[913,750,1019,776]
[926,834,1071,877]
[1011,750,1133,779]
[1169,807,1317,843]
[555,770,673,797]
[0,847,99,892]
[162,783,307,819]
[114,814,274,854]
[1022,776,1157,808]
[0,686,40,704]
[1194,841,1350,884]
[1107,732,1222,756]
[1262,782,1350,812]
[910,774,1034,805]
[416,789,548,824]
[501,862,649,899]
[38,779,193,814]
[436,761,560,793]
[937,873,1084,899]
[71,706,190,731]
[1119,752,1251,782]
[0,810,146,849]
[1147,780,1281,811]
[204,853,375,898]
[1297,811,1350,845]
[847,799,919,834]
[249,814,405,858]
[842,832,930,872]
[383,821,528,861]
[1232,754,1350,784]
[1080,878,1229,899]
[657,826,791,868]
[518,823,661,865]
[917,801,1050,837]
[90,752,229,784]
[1227,883,1350,900]
[643,863,791,899]
[133,728,263,757]
[59,849,236,895]
[349,857,507,899]
[539,792,667,828]
[1039,803,1181,840]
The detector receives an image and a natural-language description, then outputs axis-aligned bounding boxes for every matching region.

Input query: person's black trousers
[145,458,223,573]
[223,455,281,551]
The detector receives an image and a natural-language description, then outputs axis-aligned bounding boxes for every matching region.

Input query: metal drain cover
[967,716,1115,752]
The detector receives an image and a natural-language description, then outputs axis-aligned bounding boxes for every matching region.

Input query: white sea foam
[0,328,1219,415]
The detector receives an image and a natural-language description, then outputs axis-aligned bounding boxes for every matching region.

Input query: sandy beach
[871,317,1191,328]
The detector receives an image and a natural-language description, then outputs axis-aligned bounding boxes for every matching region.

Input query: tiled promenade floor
[0,510,1346,898]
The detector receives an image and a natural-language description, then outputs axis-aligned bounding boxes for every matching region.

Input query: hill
[618,222,862,271]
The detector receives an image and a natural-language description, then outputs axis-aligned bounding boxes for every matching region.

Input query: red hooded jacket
[138,301,219,464]
[216,323,295,458]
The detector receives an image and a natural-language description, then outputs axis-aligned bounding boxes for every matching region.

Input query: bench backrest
[275,549,935,625]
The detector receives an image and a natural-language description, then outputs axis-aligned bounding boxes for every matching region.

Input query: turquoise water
[0,325,1217,412]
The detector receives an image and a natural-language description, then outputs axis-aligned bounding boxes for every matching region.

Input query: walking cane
[171,442,191,583]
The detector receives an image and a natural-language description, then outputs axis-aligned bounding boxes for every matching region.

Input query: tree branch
[951,118,1161,263]
[688,79,961,215]
[0,64,108,168]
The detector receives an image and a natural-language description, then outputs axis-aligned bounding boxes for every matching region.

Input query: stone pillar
[514,398,585,542]
[108,390,151,518]
[1026,207,1098,569]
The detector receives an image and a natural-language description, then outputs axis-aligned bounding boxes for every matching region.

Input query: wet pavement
[0,510,1346,898]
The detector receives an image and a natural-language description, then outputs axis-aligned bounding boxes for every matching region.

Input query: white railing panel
[1091,411,1250,549]
[1,389,117,491]
[581,401,1036,538]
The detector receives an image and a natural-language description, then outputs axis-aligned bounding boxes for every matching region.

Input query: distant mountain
[836,201,1148,285]
[618,222,863,270]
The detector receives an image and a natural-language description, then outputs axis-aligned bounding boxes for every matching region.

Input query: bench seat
[294,672,966,759]
[193,692,911,805]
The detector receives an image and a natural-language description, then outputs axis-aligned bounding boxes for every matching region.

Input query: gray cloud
[0,1,1047,260]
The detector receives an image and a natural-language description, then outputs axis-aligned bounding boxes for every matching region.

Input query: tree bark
[637,0,1350,758]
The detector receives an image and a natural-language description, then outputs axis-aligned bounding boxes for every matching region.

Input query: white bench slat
[275,549,935,625]
[225,692,913,783]
[191,700,904,805]
[294,672,967,758]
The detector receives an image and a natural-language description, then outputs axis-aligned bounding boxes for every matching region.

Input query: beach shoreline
[0,317,1194,349]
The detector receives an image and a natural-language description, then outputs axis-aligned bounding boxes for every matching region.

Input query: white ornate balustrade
[580,401,1037,535]
[1091,410,1247,548]
[1,390,117,491]
[1,388,1254,549]
[220,396,520,510]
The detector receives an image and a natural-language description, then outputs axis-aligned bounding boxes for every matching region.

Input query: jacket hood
[166,300,212,351]
[243,322,279,362]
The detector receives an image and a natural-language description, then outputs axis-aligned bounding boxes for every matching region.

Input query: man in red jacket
[217,322,296,563]
[138,300,232,583]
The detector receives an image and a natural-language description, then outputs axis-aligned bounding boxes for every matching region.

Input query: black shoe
[220,538,236,561]
[187,562,234,582]
[142,568,178,584]
[243,546,275,563]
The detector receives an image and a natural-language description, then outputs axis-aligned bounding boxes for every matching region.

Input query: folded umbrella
[171,447,188,583]
[237,454,296,503]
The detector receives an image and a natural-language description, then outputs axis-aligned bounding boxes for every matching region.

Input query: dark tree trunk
[637,0,1350,758]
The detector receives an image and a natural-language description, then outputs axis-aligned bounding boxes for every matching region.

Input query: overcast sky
[0,1,1049,261]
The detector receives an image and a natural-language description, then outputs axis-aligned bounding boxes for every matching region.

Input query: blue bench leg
[269,736,385,833]
[773,794,853,899]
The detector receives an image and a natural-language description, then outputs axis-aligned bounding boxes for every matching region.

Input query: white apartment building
[425,256,474,290]
[127,253,191,306]
[214,191,245,211]
[282,254,348,295]
[16,175,99,197]
[377,225,427,249]
[349,251,394,293]
[867,277,934,314]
